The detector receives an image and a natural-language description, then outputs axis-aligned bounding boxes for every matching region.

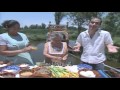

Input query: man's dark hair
[91,17,102,25]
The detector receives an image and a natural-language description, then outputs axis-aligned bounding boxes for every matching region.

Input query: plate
[19,64,29,68]
[78,70,101,78]
[0,64,7,68]
[2,65,20,73]
[77,64,93,70]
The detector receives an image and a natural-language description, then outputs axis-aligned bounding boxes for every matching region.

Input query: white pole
[103,63,120,73]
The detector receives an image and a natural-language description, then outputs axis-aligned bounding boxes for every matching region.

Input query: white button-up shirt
[76,29,113,64]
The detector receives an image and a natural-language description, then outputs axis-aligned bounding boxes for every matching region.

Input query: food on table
[0,72,15,78]
[0,61,13,67]
[79,70,96,78]
[19,64,29,68]
[20,72,33,76]
[64,65,78,73]
[19,70,33,78]
[50,66,79,78]
[33,67,51,78]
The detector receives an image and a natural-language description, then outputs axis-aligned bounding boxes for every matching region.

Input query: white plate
[3,69,17,73]
[0,64,7,68]
[19,64,29,68]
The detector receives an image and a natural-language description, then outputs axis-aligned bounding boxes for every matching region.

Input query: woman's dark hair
[2,20,20,28]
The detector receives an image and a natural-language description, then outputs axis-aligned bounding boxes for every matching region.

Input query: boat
[45,24,120,78]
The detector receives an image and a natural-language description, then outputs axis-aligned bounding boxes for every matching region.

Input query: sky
[0,12,68,27]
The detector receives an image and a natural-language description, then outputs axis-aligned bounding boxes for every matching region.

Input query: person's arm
[73,42,81,52]
[43,43,60,60]
[62,42,68,60]
[105,32,119,53]
[0,45,35,56]
[73,33,82,52]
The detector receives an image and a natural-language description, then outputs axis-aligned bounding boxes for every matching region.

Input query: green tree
[54,12,66,25]
[24,25,29,29]
[101,12,120,37]
[0,25,2,29]
[41,23,46,29]
[67,12,105,34]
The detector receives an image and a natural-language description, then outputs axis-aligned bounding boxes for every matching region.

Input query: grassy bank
[21,29,47,42]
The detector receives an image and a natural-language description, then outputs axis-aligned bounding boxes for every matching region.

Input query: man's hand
[73,45,80,52]
[107,45,119,53]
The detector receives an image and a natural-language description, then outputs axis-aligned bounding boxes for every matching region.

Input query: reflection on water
[30,40,80,65]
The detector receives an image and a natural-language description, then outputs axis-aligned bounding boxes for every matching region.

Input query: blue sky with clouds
[0,12,68,27]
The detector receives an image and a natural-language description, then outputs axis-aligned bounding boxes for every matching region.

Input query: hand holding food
[31,46,38,50]
[22,46,37,52]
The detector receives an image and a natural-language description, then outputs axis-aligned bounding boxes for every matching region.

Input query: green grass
[21,29,48,41]
[105,60,120,68]
[113,36,120,45]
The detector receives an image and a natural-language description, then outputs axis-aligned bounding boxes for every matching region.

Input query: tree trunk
[78,26,81,35]
[78,23,81,35]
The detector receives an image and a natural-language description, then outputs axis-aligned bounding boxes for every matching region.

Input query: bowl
[2,65,20,74]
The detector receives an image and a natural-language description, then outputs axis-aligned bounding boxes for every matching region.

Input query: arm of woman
[43,42,58,60]
[0,45,24,56]
[62,42,68,60]
[0,45,34,56]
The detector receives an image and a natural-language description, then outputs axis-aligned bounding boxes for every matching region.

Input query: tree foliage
[67,12,105,34]
[101,12,120,37]
[54,12,67,25]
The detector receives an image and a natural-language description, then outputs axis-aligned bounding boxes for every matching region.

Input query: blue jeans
[81,61,104,70]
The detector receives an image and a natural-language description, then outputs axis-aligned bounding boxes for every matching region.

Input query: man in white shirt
[73,17,119,70]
